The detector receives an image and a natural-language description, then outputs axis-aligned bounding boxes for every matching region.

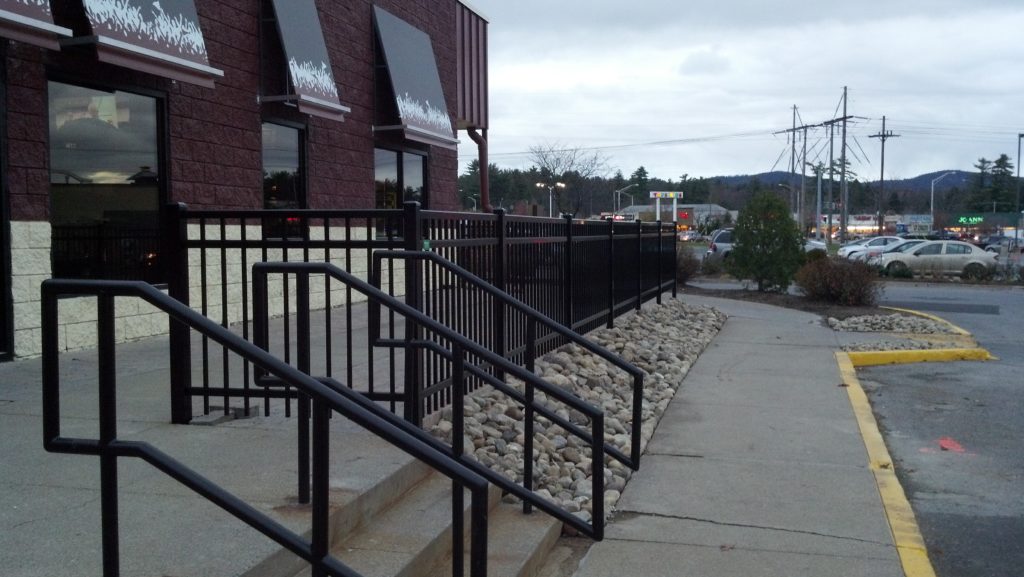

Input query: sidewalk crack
[619,510,893,547]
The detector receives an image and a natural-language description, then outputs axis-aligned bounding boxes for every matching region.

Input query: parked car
[852,237,920,262]
[866,239,926,267]
[877,240,997,278]
[804,239,827,252]
[837,236,902,260]
[703,228,734,264]
[677,230,701,242]
[983,236,1023,254]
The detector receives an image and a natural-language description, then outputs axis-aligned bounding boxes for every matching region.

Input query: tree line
[457,142,1019,221]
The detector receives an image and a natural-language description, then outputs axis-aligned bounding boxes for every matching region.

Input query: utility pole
[791,105,798,211]
[820,114,854,244]
[839,86,849,242]
[774,107,816,218]
[828,123,834,245]
[800,125,808,234]
[869,116,900,236]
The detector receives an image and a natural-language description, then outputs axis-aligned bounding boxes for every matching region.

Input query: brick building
[0,0,489,359]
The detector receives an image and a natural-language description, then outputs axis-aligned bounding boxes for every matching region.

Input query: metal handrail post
[310,399,330,577]
[296,273,312,504]
[451,343,466,577]
[403,201,424,425]
[493,209,507,376]
[98,295,120,576]
[165,202,193,424]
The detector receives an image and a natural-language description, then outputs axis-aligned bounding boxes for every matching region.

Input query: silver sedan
[878,240,998,279]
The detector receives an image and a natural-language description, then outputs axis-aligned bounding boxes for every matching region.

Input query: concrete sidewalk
[0,293,919,576]
[574,295,906,577]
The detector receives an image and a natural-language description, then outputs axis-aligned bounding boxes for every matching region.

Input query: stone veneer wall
[10,221,168,357]
[9,220,405,358]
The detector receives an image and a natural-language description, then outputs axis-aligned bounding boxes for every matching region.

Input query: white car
[838,236,902,260]
[866,239,926,266]
[853,237,920,262]
[878,240,998,278]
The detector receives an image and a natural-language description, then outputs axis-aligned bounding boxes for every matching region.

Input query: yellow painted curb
[848,347,996,366]
[837,352,937,577]
[880,306,971,336]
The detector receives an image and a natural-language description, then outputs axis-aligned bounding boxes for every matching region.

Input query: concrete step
[432,501,564,577]
[241,457,432,577]
[287,471,563,577]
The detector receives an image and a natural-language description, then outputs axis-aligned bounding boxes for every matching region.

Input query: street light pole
[930,171,955,231]
[536,181,566,217]
[613,183,638,213]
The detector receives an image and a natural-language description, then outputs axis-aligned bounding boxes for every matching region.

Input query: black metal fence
[166,202,676,426]
[52,223,164,283]
[41,279,490,577]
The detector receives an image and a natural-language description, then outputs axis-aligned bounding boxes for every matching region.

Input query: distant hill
[711,170,973,194]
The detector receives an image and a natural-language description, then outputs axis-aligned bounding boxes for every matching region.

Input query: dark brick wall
[3,0,463,221]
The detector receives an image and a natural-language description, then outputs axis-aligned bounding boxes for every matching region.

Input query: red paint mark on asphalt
[938,437,966,453]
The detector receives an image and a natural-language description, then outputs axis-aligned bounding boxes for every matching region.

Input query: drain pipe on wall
[467,128,491,212]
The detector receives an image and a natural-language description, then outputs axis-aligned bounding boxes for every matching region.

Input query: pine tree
[726,192,804,292]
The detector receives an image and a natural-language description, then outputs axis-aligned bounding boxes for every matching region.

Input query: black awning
[265,0,348,121]
[0,0,71,50]
[373,6,457,149]
[70,0,222,87]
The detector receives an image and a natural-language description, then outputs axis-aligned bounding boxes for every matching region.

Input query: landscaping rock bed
[827,313,958,334]
[427,299,727,523]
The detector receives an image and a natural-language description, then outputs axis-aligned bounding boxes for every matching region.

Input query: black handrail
[40,279,490,577]
[372,249,646,470]
[251,261,607,540]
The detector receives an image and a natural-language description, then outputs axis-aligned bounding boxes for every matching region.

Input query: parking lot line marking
[847,347,995,366]
[837,352,937,577]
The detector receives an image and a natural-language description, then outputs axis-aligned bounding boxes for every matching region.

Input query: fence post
[656,220,663,305]
[635,220,643,311]
[672,223,678,299]
[164,202,193,424]
[606,217,615,329]
[563,213,574,329]
[493,209,507,374]
[402,201,423,426]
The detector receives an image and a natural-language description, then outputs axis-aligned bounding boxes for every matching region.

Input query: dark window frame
[374,145,429,209]
[1,43,13,360]
[45,72,170,284]
[261,117,309,240]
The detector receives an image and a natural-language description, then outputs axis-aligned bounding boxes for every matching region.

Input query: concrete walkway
[0,293,918,576]
[574,295,906,577]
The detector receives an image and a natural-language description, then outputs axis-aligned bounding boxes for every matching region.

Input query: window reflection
[403,154,423,205]
[262,122,305,239]
[262,122,302,209]
[48,81,162,282]
[374,148,425,209]
[375,148,399,209]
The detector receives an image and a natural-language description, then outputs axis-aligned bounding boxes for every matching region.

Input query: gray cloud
[466,0,1024,180]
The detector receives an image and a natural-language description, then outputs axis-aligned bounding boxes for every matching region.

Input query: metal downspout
[467,128,491,211]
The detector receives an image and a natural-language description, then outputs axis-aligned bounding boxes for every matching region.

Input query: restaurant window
[262,121,306,239]
[375,148,426,210]
[48,81,163,283]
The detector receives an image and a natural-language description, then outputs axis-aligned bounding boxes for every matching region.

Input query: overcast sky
[460,0,1024,182]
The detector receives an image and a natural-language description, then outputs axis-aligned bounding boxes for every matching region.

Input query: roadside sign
[650,191,682,199]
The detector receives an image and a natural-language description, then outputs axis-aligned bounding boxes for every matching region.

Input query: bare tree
[527,141,610,216]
